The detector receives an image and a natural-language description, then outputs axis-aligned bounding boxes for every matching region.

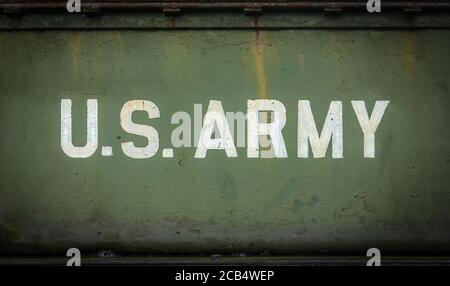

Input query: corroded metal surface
[1,1,450,30]
[0,12,450,256]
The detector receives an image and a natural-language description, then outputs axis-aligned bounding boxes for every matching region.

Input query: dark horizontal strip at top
[1,1,450,14]
[1,1,450,29]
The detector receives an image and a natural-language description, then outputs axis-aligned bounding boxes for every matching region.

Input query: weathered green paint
[0,27,450,255]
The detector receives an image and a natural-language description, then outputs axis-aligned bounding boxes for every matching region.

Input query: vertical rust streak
[167,17,176,28]
[402,32,417,79]
[68,32,81,75]
[251,23,273,154]
[253,30,267,99]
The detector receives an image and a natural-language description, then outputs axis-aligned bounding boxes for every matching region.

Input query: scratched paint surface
[0,30,450,254]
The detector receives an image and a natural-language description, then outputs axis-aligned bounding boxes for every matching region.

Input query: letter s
[120,100,160,159]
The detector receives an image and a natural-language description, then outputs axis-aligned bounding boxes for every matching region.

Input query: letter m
[298,100,343,158]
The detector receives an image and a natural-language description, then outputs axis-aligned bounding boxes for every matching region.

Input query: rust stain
[104,31,122,42]
[253,31,267,99]
[329,32,337,50]
[68,32,81,74]
[103,32,125,56]
[402,32,417,78]
[0,221,20,241]
[250,15,259,28]
[167,17,176,28]
[252,28,273,154]
[328,32,339,61]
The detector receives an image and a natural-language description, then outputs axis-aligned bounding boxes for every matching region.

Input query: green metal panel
[0,26,450,255]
